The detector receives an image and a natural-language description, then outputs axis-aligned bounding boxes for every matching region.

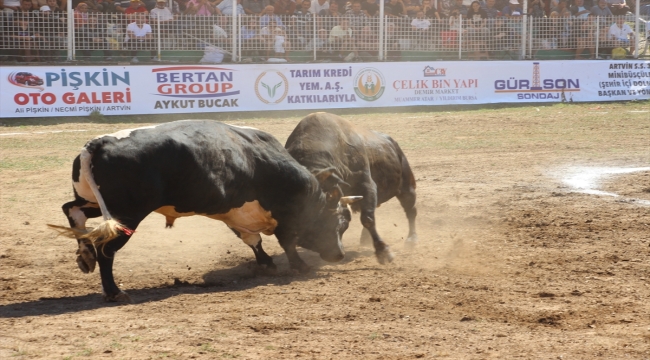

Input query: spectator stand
[0,0,648,63]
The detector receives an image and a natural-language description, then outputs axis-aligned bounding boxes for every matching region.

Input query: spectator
[83,0,104,12]
[574,13,596,58]
[217,0,244,15]
[293,0,313,48]
[309,0,328,13]
[243,0,268,15]
[212,14,229,48]
[116,0,130,12]
[318,0,340,30]
[608,15,634,53]
[483,0,499,17]
[16,0,35,16]
[77,14,114,60]
[606,0,629,15]
[101,0,120,13]
[385,0,405,18]
[329,17,356,60]
[125,0,149,20]
[356,24,377,59]
[260,5,283,27]
[438,0,455,17]
[552,0,567,13]
[184,0,218,15]
[260,19,290,59]
[466,0,489,58]
[11,13,41,61]
[273,0,296,16]
[421,0,440,18]
[240,16,264,56]
[3,0,22,12]
[590,0,612,16]
[410,10,431,48]
[124,12,156,62]
[305,28,331,59]
[74,2,89,28]
[450,0,468,16]
[344,0,367,31]
[361,0,377,16]
[150,0,173,21]
[503,0,523,16]
[403,0,421,18]
[528,0,546,17]
[35,5,66,60]
[570,0,590,18]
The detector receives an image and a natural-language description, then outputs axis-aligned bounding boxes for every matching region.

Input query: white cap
[40,5,51,11]
[509,0,519,4]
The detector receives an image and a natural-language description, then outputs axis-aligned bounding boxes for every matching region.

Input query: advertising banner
[1,60,648,118]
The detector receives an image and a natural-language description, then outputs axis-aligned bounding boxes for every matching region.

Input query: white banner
[2,60,649,118]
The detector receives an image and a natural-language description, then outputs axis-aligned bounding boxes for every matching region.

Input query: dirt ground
[1,102,649,360]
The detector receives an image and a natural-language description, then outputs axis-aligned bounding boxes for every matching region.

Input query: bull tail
[78,148,134,246]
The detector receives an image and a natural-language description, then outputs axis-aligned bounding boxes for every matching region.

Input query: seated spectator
[125,0,149,21]
[344,0,367,31]
[3,0,22,12]
[608,15,634,53]
[590,0,612,16]
[361,0,377,16]
[11,13,41,61]
[402,0,421,17]
[212,14,229,48]
[260,19,290,59]
[574,13,596,58]
[528,0,546,17]
[100,0,120,13]
[184,0,218,15]
[318,0,340,30]
[483,0,499,18]
[570,0,590,19]
[217,0,244,15]
[243,0,268,15]
[74,2,89,28]
[35,5,65,60]
[411,10,432,48]
[503,0,523,16]
[356,24,377,59]
[309,0,328,14]
[240,16,264,56]
[150,0,173,21]
[421,0,440,18]
[438,0,455,18]
[260,5,283,27]
[76,14,114,60]
[124,12,156,62]
[552,0,567,13]
[329,18,357,60]
[293,0,313,48]
[385,0,406,18]
[273,0,296,16]
[606,0,629,15]
[466,0,489,58]
[305,28,332,59]
[450,0,468,17]
[16,0,35,16]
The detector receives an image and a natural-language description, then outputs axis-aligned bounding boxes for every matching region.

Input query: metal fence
[1,10,648,63]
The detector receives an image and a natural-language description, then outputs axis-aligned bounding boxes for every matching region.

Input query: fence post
[521,15,527,60]
[67,0,74,60]
[595,16,599,58]
[156,18,162,61]
[528,16,533,59]
[378,16,385,60]
[231,0,238,62]
[313,14,317,61]
[458,14,462,60]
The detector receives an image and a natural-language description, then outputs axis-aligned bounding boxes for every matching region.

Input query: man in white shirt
[608,16,634,53]
[125,12,156,62]
[150,0,174,22]
[310,0,328,14]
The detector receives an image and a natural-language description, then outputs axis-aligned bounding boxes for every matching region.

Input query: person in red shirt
[125,0,148,15]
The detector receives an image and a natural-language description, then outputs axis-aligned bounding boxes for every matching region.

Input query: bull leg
[358,180,394,264]
[397,190,418,250]
[360,227,372,247]
[279,237,310,274]
[397,154,418,250]
[62,199,101,273]
[228,227,276,270]
[96,217,143,303]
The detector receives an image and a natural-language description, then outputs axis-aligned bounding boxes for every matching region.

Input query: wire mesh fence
[0,8,648,63]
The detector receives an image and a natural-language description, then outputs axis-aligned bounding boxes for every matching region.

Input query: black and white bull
[285,112,417,264]
[51,120,361,302]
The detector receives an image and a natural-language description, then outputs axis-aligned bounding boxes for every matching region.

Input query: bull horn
[340,196,363,205]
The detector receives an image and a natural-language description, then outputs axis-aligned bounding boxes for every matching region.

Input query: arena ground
[1,102,649,359]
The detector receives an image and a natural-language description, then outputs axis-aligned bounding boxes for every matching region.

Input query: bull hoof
[376,247,395,265]
[75,252,96,273]
[404,235,419,251]
[254,263,278,276]
[290,262,311,274]
[104,291,133,303]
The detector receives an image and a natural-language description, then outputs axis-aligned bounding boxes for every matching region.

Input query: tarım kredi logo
[255,71,289,104]
[8,71,45,91]
[494,62,580,100]
[354,68,385,101]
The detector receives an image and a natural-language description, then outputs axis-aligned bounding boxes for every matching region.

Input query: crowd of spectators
[0,0,646,62]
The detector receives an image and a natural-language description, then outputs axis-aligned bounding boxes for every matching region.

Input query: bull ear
[340,196,363,206]
[313,167,349,190]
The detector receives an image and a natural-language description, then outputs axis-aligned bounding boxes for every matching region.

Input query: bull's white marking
[560,167,650,205]
[69,206,89,229]
[155,200,278,240]
[96,125,158,140]
[0,130,88,137]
